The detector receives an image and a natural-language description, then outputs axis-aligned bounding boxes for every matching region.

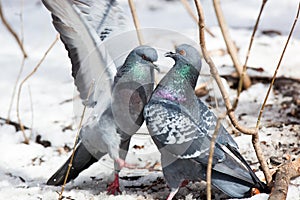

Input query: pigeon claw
[107,173,121,195]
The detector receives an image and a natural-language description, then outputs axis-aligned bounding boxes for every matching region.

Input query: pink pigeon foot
[107,173,121,195]
[115,158,136,169]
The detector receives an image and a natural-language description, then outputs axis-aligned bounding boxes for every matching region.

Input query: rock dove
[144,44,266,199]
[42,0,158,193]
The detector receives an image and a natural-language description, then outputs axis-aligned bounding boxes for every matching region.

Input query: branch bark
[212,0,251,89]
[268,157,300,200]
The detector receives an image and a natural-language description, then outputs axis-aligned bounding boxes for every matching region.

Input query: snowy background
[0,0,300,199]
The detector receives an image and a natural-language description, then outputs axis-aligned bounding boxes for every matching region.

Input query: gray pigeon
[42,0,158,194]
[144,44,266,199]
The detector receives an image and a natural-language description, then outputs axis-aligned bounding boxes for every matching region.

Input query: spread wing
[42,0,128,106]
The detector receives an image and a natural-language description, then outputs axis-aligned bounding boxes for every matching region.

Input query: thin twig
[212,0,251,89]
[6,0,26,123]
[193,0,272,184]
[16,34,59,144]
[206,114,225,200]
[233,0,268,110]
[180,0,215,38]
[256,2,299,130]
[7,57,26,123]
[28,85,34,137]
[128,0,144,45]
[58,80,95,200]
[0,0,27,58]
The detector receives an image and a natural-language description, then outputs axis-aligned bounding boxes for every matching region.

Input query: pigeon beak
[165,51,175,58]
[152,63,160,72]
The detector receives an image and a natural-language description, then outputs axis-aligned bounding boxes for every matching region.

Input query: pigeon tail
[208,145,267,198]
[47,142,98,186]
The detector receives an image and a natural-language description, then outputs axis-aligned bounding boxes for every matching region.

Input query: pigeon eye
[142,54,150,61]
[179,50,186,56]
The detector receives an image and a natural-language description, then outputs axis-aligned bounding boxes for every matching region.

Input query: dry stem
[256,2,299,129]
[128,0,144,45]
[233,0,268,109]
[180,0,215,38]
[206,115,225,200]
[193,0,272,184]
[58,80,95,200]
[16,34,59,144]
[0,0,27,58]
[212,0,251,89]
[7,57,26,123]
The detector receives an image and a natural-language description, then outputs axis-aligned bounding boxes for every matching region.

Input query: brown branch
[193,0,272,184]
[212,0,251,89]
[128,0,144,45]
[256,2,300,129]
[58,80,95,200]
[206,115,225,200]
[268,157,300,200]
[16,34,59,144]
[0,0,27,58]
[233,0,268,110]
[180,0,215,38]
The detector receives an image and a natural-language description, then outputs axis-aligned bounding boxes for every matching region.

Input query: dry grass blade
[0,0,27,58]
[256,2,299,130]
[128,0,144,45]
[193,0,272,185]
[212,0,251,89]
[58,80,95,200]
[16,34,59,144]
[233,0,268,110]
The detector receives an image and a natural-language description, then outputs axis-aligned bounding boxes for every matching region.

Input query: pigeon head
[123,45,159,72]
[165,44,202,73]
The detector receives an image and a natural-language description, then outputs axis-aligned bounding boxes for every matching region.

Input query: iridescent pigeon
[42,0,158,194]
[144,44,266,199]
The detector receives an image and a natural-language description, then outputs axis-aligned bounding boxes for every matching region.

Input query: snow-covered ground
[0,0,299,199]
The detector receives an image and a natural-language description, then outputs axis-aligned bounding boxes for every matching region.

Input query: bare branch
[233,0,268,109]
[58,80,95,200]
[256,2,300,129]
[193,0,272,184]
[212,0,251,89]
[0,0,27,58]
[180,0,215,38]
[128,0,144,45]
[16,34,59,144]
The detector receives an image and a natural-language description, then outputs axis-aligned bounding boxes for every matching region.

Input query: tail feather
[47,142,98,186]
[211,170,254,198]
[208,144,268,198]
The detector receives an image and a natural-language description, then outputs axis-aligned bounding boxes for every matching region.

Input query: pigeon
[42,0,158,194]
[143,44,266,199]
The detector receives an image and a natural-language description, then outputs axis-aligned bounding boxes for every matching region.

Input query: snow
[0,0,300,199]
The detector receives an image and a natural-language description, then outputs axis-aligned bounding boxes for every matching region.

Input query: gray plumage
[42,0,158,190]
[144,44,266,199]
